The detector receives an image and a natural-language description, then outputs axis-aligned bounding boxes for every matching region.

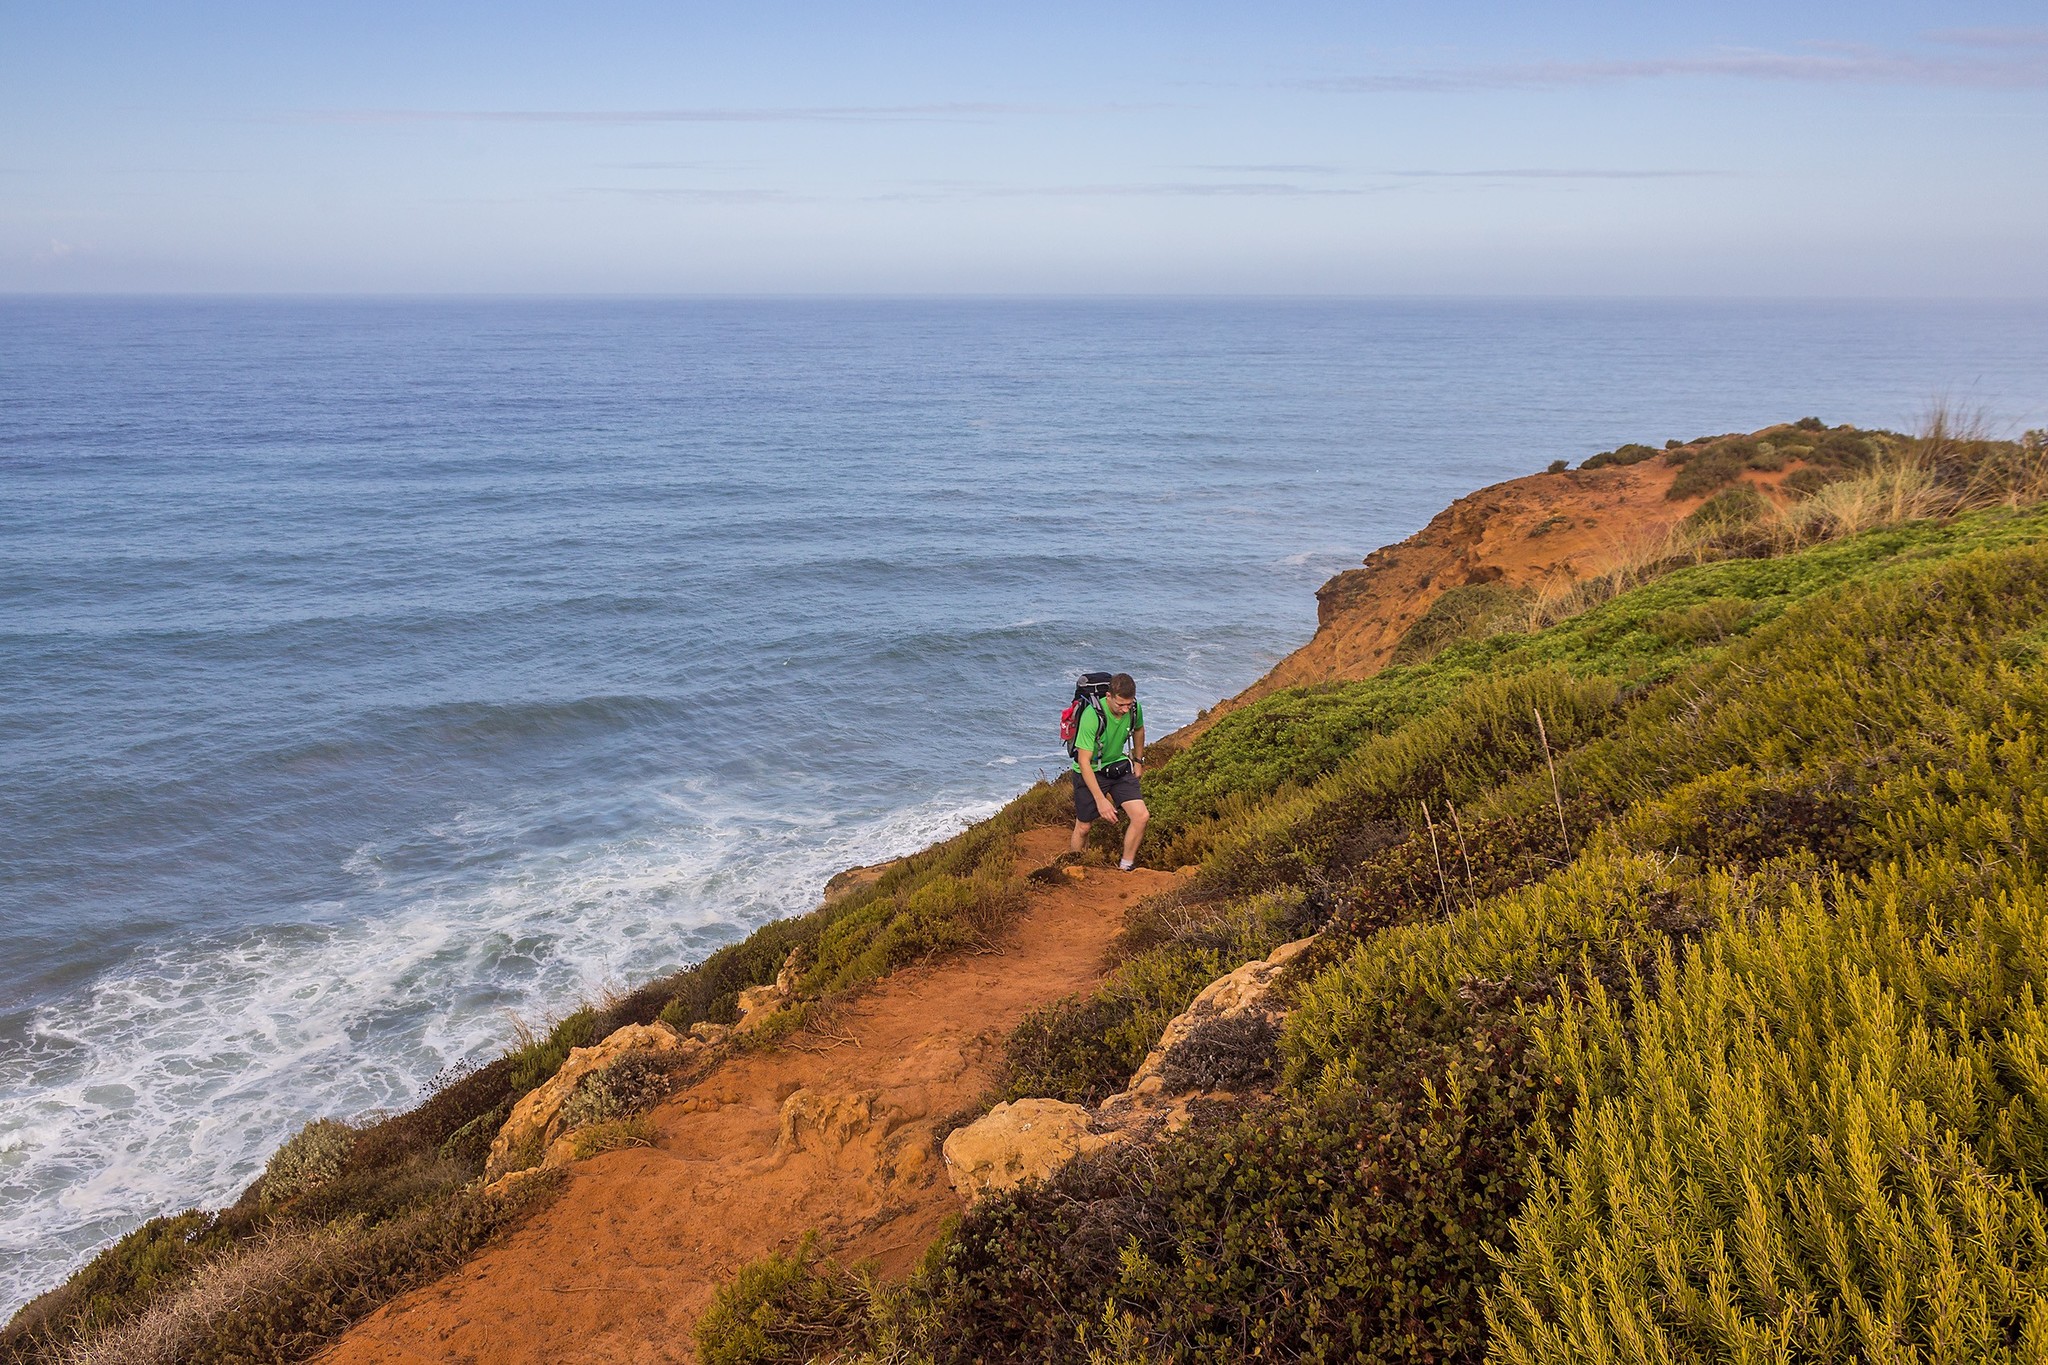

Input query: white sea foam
[0,787,1001,1318]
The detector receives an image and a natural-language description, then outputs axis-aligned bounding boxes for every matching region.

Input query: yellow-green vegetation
[697,428,2048,1364]
[695,1234,876,1365]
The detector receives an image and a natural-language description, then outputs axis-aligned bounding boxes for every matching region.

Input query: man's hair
[1109,673,1136,699]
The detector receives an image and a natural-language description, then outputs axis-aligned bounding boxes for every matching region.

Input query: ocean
[3,296,2045,1315]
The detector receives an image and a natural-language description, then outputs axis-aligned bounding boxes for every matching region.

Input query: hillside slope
[16,418,2048,1365]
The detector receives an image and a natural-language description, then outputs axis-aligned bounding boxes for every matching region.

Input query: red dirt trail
[316,827,1180,1365]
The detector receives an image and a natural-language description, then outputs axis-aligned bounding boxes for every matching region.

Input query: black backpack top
[1059,672,1114,761]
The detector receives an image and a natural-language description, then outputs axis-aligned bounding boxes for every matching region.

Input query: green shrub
[1492,865,2048,1362]
[1388,581,1531,667]
[878,505,2048,1365]
[1582,443,1660,470]
[1643,595,1758,645]
[1680,483,1766,535]
[1194,668,1619,892]
[260,1119,357,1207]
[908,958,1551,1364]
[695,1234,871,1365]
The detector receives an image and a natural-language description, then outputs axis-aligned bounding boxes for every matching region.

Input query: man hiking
[1070,672,1149,870]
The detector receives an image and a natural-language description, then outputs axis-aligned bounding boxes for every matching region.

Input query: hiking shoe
[1118,859,1136,872]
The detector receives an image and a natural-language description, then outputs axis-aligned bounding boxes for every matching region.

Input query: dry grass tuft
[52,1225,351,1365]
[1523,415,2048,635]
[568,1116,658,1161]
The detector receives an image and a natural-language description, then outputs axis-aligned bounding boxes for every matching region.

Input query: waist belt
[1094,759,1134,782]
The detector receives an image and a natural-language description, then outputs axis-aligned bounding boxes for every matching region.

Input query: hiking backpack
[1060,672,1115,761]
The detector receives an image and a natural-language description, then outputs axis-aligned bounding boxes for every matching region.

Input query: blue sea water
[3,296,2046,1315]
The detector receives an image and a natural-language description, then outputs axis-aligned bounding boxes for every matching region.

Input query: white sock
[1119,859,1135,871]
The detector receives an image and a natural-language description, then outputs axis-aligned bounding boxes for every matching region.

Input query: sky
[1,1,2043,295]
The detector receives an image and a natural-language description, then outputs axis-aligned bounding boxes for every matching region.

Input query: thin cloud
[869,171,1707,202]
[969,181,1392,198]
[865,180,1387,202]
[1308,44,2048,93]
[576,186,811,203]
[1190,163,1344,175]
[1924,27,2048,49]
[307,104,1030,126]
[1385,168,1724,180]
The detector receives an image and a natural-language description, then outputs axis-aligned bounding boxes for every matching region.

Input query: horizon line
[5,289,2046,304]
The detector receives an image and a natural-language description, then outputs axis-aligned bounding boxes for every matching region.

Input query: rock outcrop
[484,1022,699,1181]
[735,947,810,1035]
[943,936,1316,1202]
[776,1088,876,1158]
[1109,934,1313,1111]
[941,1098,1111,1201]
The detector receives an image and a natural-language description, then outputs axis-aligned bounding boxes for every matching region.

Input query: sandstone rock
[942,1099,1109,1201]
[484,1022,693,1180]
[774,946,805,997]
[734,985,786,1034]
[1061,865,1086,881]
[1116,936,1313,1103]
[689,1021,732,1045]
[776,1088,876,1157]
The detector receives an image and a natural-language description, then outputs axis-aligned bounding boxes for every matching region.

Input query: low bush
[1680,483,1766,535]
[186,1177,560,1364]
[259,1120,356,1208]
[1,1212,236,1358]
[694,1235,872,1365]
[1581,442,1660,470]
[1387,581,1531,667]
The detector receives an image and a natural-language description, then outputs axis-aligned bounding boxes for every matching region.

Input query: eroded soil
[316,827,1178,1365]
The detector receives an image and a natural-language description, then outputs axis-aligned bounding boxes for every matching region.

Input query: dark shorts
[1072,767,1142,822]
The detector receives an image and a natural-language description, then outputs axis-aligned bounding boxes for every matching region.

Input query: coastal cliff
[14,418,2048,1365]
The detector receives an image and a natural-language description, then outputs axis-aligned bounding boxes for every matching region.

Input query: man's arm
[1132,724,1146,771]
[1077,747,1119,823]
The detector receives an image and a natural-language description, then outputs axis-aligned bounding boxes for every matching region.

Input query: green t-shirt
[1072,700,1144,773]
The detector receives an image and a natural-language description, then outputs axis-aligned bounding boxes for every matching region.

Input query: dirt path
[318,828,1178,1365]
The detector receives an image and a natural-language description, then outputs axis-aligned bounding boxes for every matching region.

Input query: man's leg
[1120,799,1150,867]
[1070,773,1095,855]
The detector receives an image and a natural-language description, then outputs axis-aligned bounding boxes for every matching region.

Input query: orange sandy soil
[316,827,1181,1365]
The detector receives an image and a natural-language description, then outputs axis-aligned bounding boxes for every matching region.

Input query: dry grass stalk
[1534,708,1569,856]
[1447,802,1477,897]
[1420,801,1452,917]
